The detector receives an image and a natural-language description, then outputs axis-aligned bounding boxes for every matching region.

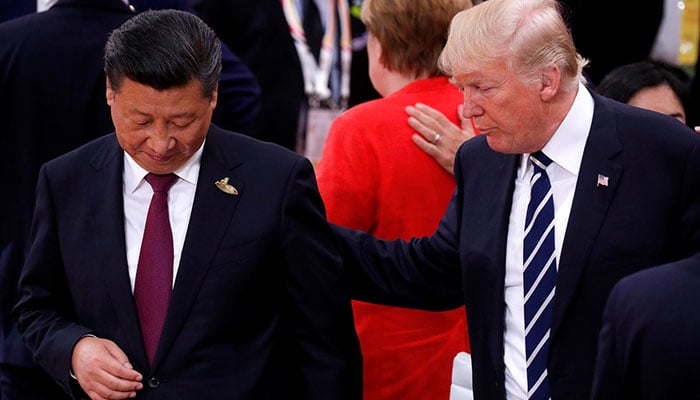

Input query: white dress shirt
[503,83,594,399]
[122,144,203,291]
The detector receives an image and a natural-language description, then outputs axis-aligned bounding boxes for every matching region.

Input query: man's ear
[540,64,561,102]
[106,77,115,106]
[210,83,218,109]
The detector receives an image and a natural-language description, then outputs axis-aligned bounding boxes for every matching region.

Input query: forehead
[114,78,207,106]
[452,69,507,88]
[450,59,510,86]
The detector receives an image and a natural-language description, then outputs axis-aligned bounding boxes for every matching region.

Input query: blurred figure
[0,2,136,398]
[13,9,361,399]
[191,0,379,152]
[592,252,700,399]
[330,0,700,398]
[558,0,664,85]
[316,0,473,399]
[0,0,33,22]
[38,0,263,133]
[595,60,690,124]
[686,39,700,129]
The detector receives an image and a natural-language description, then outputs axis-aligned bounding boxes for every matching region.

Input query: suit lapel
[153,128,245,368]
[552,95,623,337]
[460,145,518,376]
[482,153,518,376]
[84,136,150,370]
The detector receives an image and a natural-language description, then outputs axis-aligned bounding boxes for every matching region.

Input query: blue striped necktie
[523,151,556,400]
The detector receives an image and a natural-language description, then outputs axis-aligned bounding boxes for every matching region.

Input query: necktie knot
[530,151,552,174]
[145,173,178,193]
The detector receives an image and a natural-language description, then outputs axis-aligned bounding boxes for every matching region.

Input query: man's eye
[172,120,193,129]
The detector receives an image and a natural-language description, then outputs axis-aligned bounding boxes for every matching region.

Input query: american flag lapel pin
[596,174,609,187]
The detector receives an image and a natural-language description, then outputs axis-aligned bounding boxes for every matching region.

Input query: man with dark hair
[0,1,260,398]
[14,10,361,400]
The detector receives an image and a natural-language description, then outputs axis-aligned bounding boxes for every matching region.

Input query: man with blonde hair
[333,0,700,398]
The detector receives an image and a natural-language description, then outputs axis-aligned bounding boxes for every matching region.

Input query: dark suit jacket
[0,0,34,22]
[591,252,700,399]
[14,125,362,399]
[335,91,700,399]
[0,0,136,371]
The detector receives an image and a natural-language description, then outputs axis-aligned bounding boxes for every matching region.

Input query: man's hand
[407,103,476,175]
[72,336,143,399]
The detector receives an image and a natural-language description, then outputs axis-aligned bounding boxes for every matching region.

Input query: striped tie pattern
[523,151,556,400]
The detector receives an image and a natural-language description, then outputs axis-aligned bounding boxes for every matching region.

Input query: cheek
[177,125,208,152]
[115,129,147,153]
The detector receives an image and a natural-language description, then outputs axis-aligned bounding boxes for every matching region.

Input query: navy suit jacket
[335,91,700,399]
[591,252,700,399]
[14,126,362,399]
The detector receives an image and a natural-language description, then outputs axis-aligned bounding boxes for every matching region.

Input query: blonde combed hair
[439,0,587,91]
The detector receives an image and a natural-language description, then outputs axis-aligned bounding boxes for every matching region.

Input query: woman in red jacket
[316,0,474,398]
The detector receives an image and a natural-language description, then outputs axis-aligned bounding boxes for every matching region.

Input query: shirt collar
[522,82,594,175]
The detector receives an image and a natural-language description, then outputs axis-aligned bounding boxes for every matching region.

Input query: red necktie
[134,173,178,365]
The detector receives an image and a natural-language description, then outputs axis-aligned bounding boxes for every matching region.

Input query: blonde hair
[361,0,473,78]
[439,0,587,91]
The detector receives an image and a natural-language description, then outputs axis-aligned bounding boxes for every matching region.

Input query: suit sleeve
[13,165,92,395]
[279,157,362,400]
[330,190,464,310]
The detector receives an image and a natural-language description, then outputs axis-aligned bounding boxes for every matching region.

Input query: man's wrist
[70,334,97,380]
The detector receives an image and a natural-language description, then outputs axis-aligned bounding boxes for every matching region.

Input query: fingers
[407,103,474,175]
[407,103,473,145]
[407,103,457,139]
[695,126,700,134]
[412,134,455,175]
[72,336,143,400]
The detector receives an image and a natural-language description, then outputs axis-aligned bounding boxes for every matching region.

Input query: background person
[191,0,380,151]
[13,10,361,400]
[316,0,474,398]
[595,60,691,125]
[0,1,136,398]
[592,252,700,399]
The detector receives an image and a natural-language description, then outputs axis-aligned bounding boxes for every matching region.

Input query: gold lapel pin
[215,177,238,195]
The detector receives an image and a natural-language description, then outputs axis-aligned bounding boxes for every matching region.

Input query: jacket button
[148,377,160,388]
